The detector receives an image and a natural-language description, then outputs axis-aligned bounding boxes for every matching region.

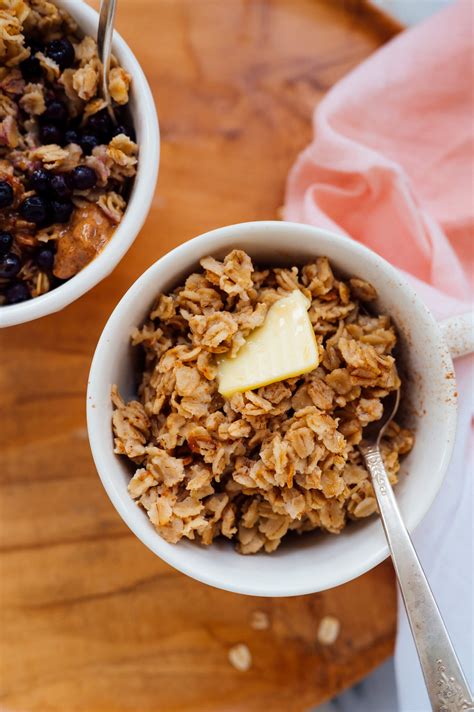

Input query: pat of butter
[218,290,319,397]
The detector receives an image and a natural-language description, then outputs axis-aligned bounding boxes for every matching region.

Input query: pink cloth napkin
[284,0,472,317]
[283,2,473,708]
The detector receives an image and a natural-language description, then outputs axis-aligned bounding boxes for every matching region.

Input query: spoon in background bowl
[97,0,118,124]
[359,390,473,710]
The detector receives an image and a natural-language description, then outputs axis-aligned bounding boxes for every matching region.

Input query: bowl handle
[439,312,474,359]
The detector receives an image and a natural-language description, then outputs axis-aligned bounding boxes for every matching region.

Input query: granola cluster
[0,0,137,304]
[112,250,414,554]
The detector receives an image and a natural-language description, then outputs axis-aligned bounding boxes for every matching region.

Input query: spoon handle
[361,443,473,711]
[98,0,117,115]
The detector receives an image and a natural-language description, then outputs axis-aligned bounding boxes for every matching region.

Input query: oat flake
[317,615,341,645]
[250,610,270,631]
[228,643,252,671]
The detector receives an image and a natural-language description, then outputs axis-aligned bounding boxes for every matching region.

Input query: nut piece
[228,643,252,671]
[250,610,270,631]
[317,615,340,645]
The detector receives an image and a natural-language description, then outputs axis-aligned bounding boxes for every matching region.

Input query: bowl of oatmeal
[87,221,459,596]
[0,0,159,327]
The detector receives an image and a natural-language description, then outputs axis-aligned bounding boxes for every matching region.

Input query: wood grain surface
[0,1,401,710]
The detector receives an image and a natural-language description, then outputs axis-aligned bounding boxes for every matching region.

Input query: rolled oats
[112,251,414,554]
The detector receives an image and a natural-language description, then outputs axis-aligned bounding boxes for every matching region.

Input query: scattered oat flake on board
[228,643,252,671]
[250,610,270,630]
[317,616,340,645]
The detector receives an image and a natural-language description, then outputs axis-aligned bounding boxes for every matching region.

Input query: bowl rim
[87,220,458,596]
[0,0,160,328]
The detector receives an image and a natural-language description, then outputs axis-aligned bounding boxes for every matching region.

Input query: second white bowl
[0,0,159,328]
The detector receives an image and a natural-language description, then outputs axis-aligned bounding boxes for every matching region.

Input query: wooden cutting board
[0,2,402,710]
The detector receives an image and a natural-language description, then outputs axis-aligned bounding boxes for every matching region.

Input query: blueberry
[111,124,136,142]
[20,196,50,225]
[64,129,81,145]
[44,100,68,124]
[40,123,63,145]
[0,180,14,209]
[45,39,75,70]
[80,134,99,155]
[20,55,42,81]
[5,281,30,304]
[0,232,13,254]
[50,275,67,289]
[26,38,43,55]
[113,106,130,122]
[51,173,73,199]
[0,252,21,279]
[29,168,51,195]
[72,166,97,191]
[51,199,73,223]
[87,109,112,140]
[35,246,55,271]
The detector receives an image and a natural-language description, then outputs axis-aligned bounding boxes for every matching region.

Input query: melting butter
[217,290,319,397]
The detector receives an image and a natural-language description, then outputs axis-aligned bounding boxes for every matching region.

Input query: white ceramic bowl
[87,221,470,597]
[0,0,159,328]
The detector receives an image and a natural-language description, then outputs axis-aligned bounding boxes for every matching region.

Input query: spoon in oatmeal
[97,0,118,123]
[359,391,473,710]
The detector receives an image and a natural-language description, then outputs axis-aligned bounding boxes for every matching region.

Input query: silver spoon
[97,0,118,124]
[359,390,473,711]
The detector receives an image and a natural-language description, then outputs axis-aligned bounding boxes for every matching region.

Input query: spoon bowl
[362,389,400,446]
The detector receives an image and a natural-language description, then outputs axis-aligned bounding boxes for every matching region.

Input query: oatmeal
[0,0,137,305]
[112,250,414,554]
